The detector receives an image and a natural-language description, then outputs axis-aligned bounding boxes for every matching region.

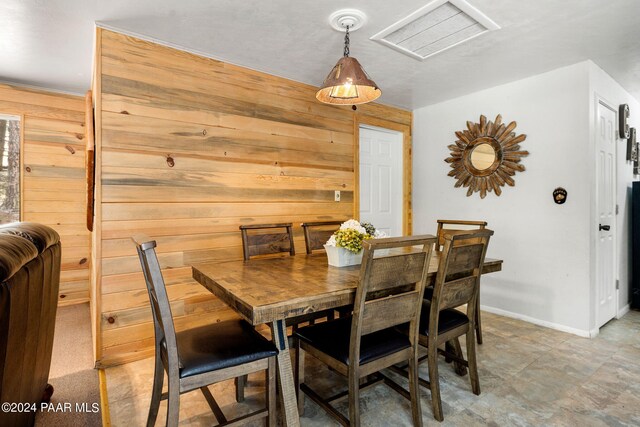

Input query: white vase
[324,245,363,267]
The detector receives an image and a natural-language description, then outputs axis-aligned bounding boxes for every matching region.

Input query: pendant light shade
[316,56,381,105]
[316,13,381,105]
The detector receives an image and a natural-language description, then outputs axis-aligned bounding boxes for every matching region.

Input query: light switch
[334,190,341,202]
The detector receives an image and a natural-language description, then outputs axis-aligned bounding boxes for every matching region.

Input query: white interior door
[596,100,616,328]
[359,126,403,237]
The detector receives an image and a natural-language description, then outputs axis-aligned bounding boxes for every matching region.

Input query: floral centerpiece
[324,219,386,267]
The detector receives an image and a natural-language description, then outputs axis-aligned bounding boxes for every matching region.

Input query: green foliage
[360,222,376,236]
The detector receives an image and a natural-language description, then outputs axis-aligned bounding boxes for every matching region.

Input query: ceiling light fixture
[316,10,381,106]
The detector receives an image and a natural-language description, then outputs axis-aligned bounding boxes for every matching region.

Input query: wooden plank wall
[0,84,90,306]
[94,29,412,366]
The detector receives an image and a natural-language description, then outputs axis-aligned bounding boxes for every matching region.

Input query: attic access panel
[370,0,499,60]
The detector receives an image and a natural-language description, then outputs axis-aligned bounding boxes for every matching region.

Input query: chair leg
[291,326,301,406]
[166,374,180,427]
[408,355,423,427]
[295,343,305,414]
[427,345,443,422]
[267,357,277,427]
[466,329,480,395]
[475,297,483,344]
[235,375,247,402]
[146,354,164,427]
[348,370,361,427]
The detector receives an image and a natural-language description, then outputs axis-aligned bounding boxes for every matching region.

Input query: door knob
[599,224,611,231]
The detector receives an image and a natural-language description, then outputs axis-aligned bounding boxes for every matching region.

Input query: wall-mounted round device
[553,187,567,204]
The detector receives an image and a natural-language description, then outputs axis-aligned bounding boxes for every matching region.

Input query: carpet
[35,303,102,427]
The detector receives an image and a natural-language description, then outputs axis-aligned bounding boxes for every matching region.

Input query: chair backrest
[429,229,493,336]
[132,234,180,373]
[239,223,295,260]
[350,235,436,366]
[301,221,343,254]
[436,219,487,249]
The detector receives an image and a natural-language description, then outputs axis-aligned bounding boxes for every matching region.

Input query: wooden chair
[301,221,343,254]
[237,223,296,401]
[133,235,277,427]
[240,223,295,260]
[239,222,333,400]
[302,221,351,319]
[435,220,487,251]
[295,235,437,427]
[415,229,493,421]
[433,219,488,344]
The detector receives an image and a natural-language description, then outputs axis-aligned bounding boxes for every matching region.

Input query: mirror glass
[469,143,496,171]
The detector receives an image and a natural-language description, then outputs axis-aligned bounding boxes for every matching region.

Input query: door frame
[592,95,618,333]
[354,114,412,235]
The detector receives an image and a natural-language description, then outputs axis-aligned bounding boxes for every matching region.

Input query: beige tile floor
[105,310,640,426]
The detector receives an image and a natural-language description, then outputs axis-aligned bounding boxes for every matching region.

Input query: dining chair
[238,222,332,400]
[133,235,278,427]
[239,223,295,260]
[295,235,437,427]
[433,219,488,344]
[435,219,487,250]
[301,221,343,254]
[413,229,493,422]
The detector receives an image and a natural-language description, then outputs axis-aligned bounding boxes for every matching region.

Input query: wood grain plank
[102,185,353,204]
[101,214,349,239]
[101,202,352,221]
[0,84,84,112]
[0,100,84,122]
[102,149,353,178]
[101,165,351,193]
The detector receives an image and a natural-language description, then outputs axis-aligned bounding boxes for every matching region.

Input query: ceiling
[1,0,639,110]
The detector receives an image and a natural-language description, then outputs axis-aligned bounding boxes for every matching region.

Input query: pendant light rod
[343,25,350,57]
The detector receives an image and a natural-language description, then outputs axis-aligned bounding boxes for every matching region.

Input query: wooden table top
[192,252,502,326]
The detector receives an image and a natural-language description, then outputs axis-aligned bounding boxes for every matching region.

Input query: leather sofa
[0,223,61,427]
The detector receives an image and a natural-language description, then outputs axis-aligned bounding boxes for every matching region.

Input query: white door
[596,100,616,328]
[359,126,403,237]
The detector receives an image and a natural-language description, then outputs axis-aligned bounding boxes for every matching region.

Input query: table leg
[445,339,468,376]
[270,319,301,427]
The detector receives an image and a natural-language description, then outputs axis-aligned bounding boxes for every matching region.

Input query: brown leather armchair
[0,222,61,427]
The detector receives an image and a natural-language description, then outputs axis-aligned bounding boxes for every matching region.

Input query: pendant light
[316,10,381,105]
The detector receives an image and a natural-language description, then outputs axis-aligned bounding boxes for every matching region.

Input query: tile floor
[105,310,640,426]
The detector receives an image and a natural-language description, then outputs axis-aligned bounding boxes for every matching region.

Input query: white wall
[413,62,594,335]
[413,60,640,336]
[588,61,640,321]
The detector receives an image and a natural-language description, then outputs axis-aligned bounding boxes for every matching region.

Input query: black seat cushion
[295,316,410,366]
[177,319,277,379]
[418,301,469,337]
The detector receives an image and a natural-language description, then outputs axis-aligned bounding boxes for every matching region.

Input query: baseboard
[98,369,111,427]
[617,304,630,318]
[480,305,591,338]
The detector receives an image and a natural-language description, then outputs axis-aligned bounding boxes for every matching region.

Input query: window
[0,115,20,224]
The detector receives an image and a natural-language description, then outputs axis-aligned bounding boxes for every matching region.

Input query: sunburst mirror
[445,114,529,198]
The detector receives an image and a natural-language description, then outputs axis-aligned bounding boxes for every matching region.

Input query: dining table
[192,246,503,427]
